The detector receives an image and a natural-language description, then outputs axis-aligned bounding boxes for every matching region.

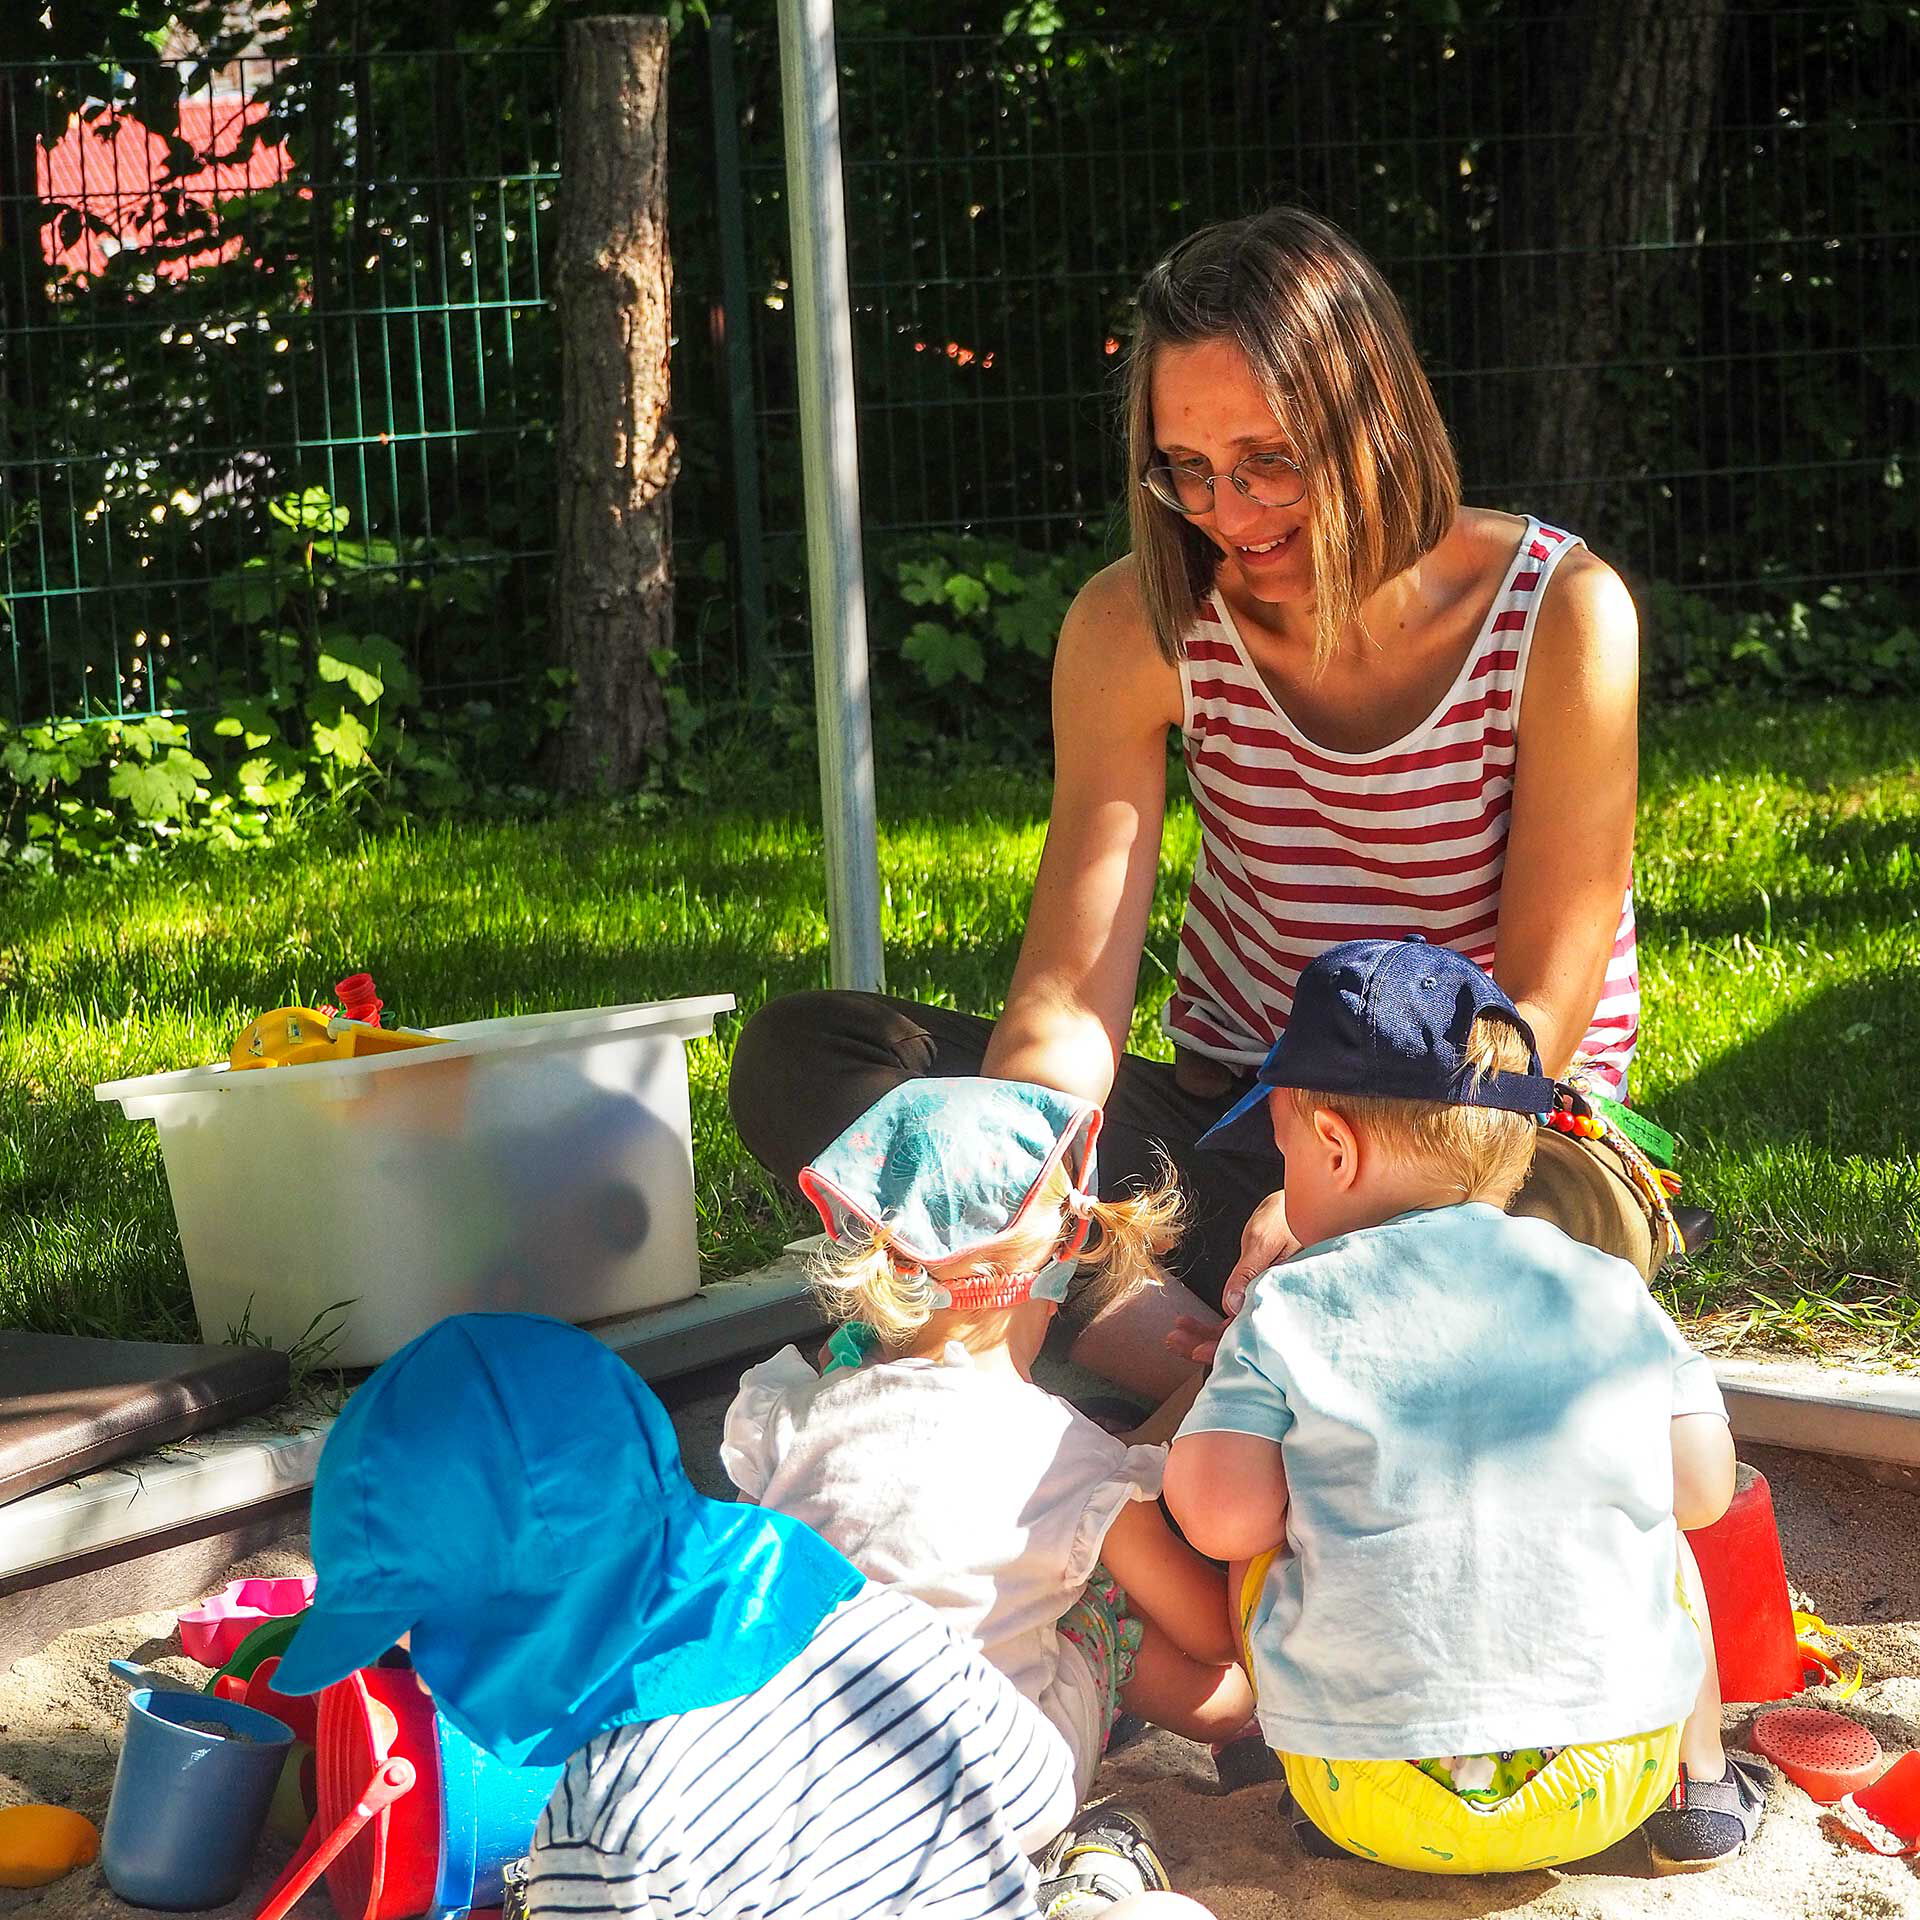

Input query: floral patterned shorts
[1056,1562,1145,1748]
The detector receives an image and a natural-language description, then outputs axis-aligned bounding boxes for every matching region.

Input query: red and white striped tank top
[1163,517,1639,1096]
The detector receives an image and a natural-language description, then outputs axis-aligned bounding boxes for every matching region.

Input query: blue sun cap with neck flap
[1199,936,1554,1157]
[799,1079,1102,1307]
[273,1313,865,1766]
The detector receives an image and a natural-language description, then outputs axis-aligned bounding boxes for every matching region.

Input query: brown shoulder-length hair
[1124,207,1460,671]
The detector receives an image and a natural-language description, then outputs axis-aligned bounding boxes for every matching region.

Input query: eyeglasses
[1139,451,1306,516]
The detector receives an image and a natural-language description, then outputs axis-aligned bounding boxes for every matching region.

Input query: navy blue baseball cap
[1198,935,1554,1156]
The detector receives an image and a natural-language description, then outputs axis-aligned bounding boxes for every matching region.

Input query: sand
[2,1445,1915,1919]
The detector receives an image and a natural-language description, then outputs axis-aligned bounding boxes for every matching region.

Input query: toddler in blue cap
[269,1311,1212,1919]
[1162,937,1767,1875]
[723,1078,1254,1807]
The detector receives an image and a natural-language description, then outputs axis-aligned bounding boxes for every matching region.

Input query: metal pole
[708,17,767,693]
[776,0,886,993]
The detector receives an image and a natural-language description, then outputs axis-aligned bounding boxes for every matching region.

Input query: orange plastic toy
[1752,1707,1884,1803]
[1684,1464,1804,1704]
[228,972,445,1072]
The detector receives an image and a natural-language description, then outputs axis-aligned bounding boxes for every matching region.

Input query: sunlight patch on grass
[6,700,1917,1352]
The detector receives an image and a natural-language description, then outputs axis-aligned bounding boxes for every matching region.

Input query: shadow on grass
[1636,807,1920,944]
[1640,698,1920,791]
[1662,970,1918,1160]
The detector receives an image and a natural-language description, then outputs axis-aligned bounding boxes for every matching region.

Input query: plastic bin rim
[94,994,737,1107]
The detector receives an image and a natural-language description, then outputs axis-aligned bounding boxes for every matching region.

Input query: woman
[731,206,1661,1399]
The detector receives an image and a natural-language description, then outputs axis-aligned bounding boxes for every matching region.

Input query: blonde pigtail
[1071,1164,1187,1321]
[807,1227,941,1349]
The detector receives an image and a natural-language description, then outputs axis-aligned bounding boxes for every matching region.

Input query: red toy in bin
[254,1666,438,1920]
[1683,1461,1804,1705]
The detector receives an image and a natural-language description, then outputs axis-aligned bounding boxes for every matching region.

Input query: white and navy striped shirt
[526,1584,1077,1920]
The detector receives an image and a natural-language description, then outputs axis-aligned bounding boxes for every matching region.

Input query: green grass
[4,700,1918,1358]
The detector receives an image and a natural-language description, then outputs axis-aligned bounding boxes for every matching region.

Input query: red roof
[37,93,295,280]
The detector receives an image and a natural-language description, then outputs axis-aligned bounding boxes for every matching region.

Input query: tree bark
[554,16,675,794]
[1491,0,1729,549]
[0,66,52,469]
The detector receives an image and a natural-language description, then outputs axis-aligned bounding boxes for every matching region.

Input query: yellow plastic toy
[0,1804,100,1888]
[229,972,448,1072]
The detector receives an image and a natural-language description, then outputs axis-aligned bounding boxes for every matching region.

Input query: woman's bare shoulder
[1449,508,1634,641]
[1058,554,1183,724]
[1066,551,1148,630]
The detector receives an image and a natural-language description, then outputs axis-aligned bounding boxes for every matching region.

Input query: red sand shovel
[252,1757,416,1920]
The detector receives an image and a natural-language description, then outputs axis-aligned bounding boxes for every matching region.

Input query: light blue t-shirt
[1177,1203,1727,1761]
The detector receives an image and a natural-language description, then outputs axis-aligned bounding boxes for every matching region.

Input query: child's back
[1207,1200,1714,1761]
[727,1341,1161,1772]
[727,1077,1253,1794]
[1164,936,1760,1874]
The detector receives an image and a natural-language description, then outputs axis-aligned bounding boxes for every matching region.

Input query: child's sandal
[1211,1724,1282,1794]
[1036,1799,1173,1916]
[1642,1752,1771,1872]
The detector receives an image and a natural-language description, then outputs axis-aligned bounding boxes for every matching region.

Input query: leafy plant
[867,532,1108,759]
[0,487,572,871]
[1643,582,1920,702]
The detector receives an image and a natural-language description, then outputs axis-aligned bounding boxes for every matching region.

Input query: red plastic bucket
[1684,1462,1804,1705]
[316,1668,442,1920]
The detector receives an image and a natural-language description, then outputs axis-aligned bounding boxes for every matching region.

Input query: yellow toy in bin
[229,972,448,1071]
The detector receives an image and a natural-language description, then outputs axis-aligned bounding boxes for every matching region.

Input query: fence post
[554,15,675,792]
[777,0,886,993]
[709,17,768,694]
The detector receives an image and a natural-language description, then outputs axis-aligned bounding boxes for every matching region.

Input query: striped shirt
[526,1584,1076,1920]
[1164,517,1638,1095]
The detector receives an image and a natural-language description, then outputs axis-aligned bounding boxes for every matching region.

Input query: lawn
[4,698,1918,1358]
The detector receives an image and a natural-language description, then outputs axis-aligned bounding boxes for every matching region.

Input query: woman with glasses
[730,207,1652,1399]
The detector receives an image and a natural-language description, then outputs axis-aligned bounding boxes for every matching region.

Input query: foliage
[1642,582,1920,702]
[867,533,1106,757]
[0,485,571,870]
[4,0,1917,789]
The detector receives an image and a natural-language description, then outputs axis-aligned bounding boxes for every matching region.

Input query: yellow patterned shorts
[1236,1553,1683,1875]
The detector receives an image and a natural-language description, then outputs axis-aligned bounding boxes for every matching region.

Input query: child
[723,1079,1254,1799]
[272,1312,1207,1920]
[1163,936,1768,1876]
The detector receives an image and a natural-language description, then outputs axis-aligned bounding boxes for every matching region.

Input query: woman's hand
[1221,1189,1301,1311]
[1164,1188,1299,1365]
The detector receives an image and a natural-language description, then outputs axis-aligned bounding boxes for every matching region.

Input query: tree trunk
[0,65,51,467]
[1491,0,1729,550]
[554,16,675,794]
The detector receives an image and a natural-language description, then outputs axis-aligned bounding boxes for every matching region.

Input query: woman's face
[1148,336,1313,608]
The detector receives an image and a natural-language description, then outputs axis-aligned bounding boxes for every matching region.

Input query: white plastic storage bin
[96,996,734,1367]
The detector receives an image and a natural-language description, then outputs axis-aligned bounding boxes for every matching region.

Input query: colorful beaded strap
[1544,1072,1685,1266]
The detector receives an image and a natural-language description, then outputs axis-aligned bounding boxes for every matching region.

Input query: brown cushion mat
[0,1332,290,1509]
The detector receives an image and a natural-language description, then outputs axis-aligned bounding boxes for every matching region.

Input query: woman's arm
[980,559,1182,1103]
[1495,550,1640,1077]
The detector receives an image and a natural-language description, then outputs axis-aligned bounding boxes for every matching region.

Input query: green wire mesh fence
[710,7,1919,683]
[2,9,1915,726]
[0,45,559,726]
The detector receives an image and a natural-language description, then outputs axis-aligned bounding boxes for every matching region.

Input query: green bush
[1643,582,1920,701]
[0,486,568,871]
[864,531,1108,760]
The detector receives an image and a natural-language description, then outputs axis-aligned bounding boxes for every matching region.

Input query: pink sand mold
[176,1576,315,1667]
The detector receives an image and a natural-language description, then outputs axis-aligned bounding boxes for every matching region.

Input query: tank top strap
[1474,518,1585,716]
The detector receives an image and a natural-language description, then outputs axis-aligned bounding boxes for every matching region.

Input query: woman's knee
[727,991,866,1184]
[726,989,972,1186]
